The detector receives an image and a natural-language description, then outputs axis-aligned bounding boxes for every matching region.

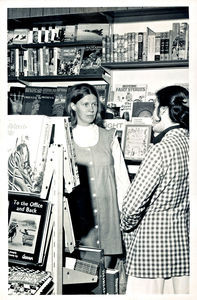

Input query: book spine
[160,32,165,61]
[154,32,161,61]
[142,32,147,61]
[102,36,106,63]
[179,22,189,60]
[134,32,138,61]
[130,32,135,61]
[106,270,119,294]
[171,22,180,60]
[112,34,118,63]
[138,32,143,61]
[23,50,28,76]
[105,36,111,63]
[147,31,155,61]
[19,49,24,76]
[15,48,19,77]
[164,31,170,60]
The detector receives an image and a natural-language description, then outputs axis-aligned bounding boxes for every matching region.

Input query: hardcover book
[8,115,52,196]
[8,196,52,265]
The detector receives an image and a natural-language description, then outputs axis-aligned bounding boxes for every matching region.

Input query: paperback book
[112,84,147,107]
[8,197,52,265]
[80,45,102,74]
[52,86,68,116]
[22,86,56,116]
[57,47,84,76]
[8,115,52,196]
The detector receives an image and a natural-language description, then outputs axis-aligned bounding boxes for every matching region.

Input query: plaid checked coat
[121,128,189,278]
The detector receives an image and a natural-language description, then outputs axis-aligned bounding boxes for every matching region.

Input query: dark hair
[64,83,104,127]
[156,85,189,130]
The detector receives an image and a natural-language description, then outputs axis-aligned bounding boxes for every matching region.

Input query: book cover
[8,86,25,115]
[80,45,102,74]
[8,115,52,195]
[76,23,109,41]
[179,22,189,60]
[106,268,119,294]
[40,87,56,116]
[132,101,154,118]
[113,84,147,107]
[93,84,109,107]
[13,29,29,44]
[21,86,42,115]
[57,47,84,76]
[22,86,56,116]
[64,25,77,41]
[52,86,68,116]
[8,30,14,45]
[8,196,52,265]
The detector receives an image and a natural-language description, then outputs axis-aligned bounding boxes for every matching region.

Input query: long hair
[156,85,189,130]
[64,83,104,127]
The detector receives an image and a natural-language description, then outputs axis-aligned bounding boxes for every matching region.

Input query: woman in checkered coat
[121,85,189,294]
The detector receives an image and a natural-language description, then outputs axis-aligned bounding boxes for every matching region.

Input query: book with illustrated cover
[8,196,52,265]
[21,86,42,115]
[80,45,102,74]
[8,115,52,196]
[52,86,68,116]
[76,23,109,41]
[57,47,84,76]
[13,29,29,44]
[106,268,119,294]
[112,84,147,107]
[22,86,56,116]
[8,86,25,115]
[93,84,109,106]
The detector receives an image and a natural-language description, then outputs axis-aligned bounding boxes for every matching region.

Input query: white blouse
[72,124,130,210]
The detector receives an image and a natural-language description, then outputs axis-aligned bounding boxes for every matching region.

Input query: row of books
[8,45,102,77]
[102,22,189,63]
[8,115,80,196]
[8,23,110,45]
[8,84,108,116]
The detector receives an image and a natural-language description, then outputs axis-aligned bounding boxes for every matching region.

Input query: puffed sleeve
[111,134,130,211]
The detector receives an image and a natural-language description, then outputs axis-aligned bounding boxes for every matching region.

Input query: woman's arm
[120,145,162,231]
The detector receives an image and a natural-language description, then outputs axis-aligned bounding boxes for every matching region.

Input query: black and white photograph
[0,0,197,298]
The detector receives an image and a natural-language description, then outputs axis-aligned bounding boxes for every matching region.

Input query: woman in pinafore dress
[65,83,130,267]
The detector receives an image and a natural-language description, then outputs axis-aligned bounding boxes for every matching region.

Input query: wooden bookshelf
[102,60,189,70]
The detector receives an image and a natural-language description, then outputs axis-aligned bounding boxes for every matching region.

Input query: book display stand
[8,120,101,295]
